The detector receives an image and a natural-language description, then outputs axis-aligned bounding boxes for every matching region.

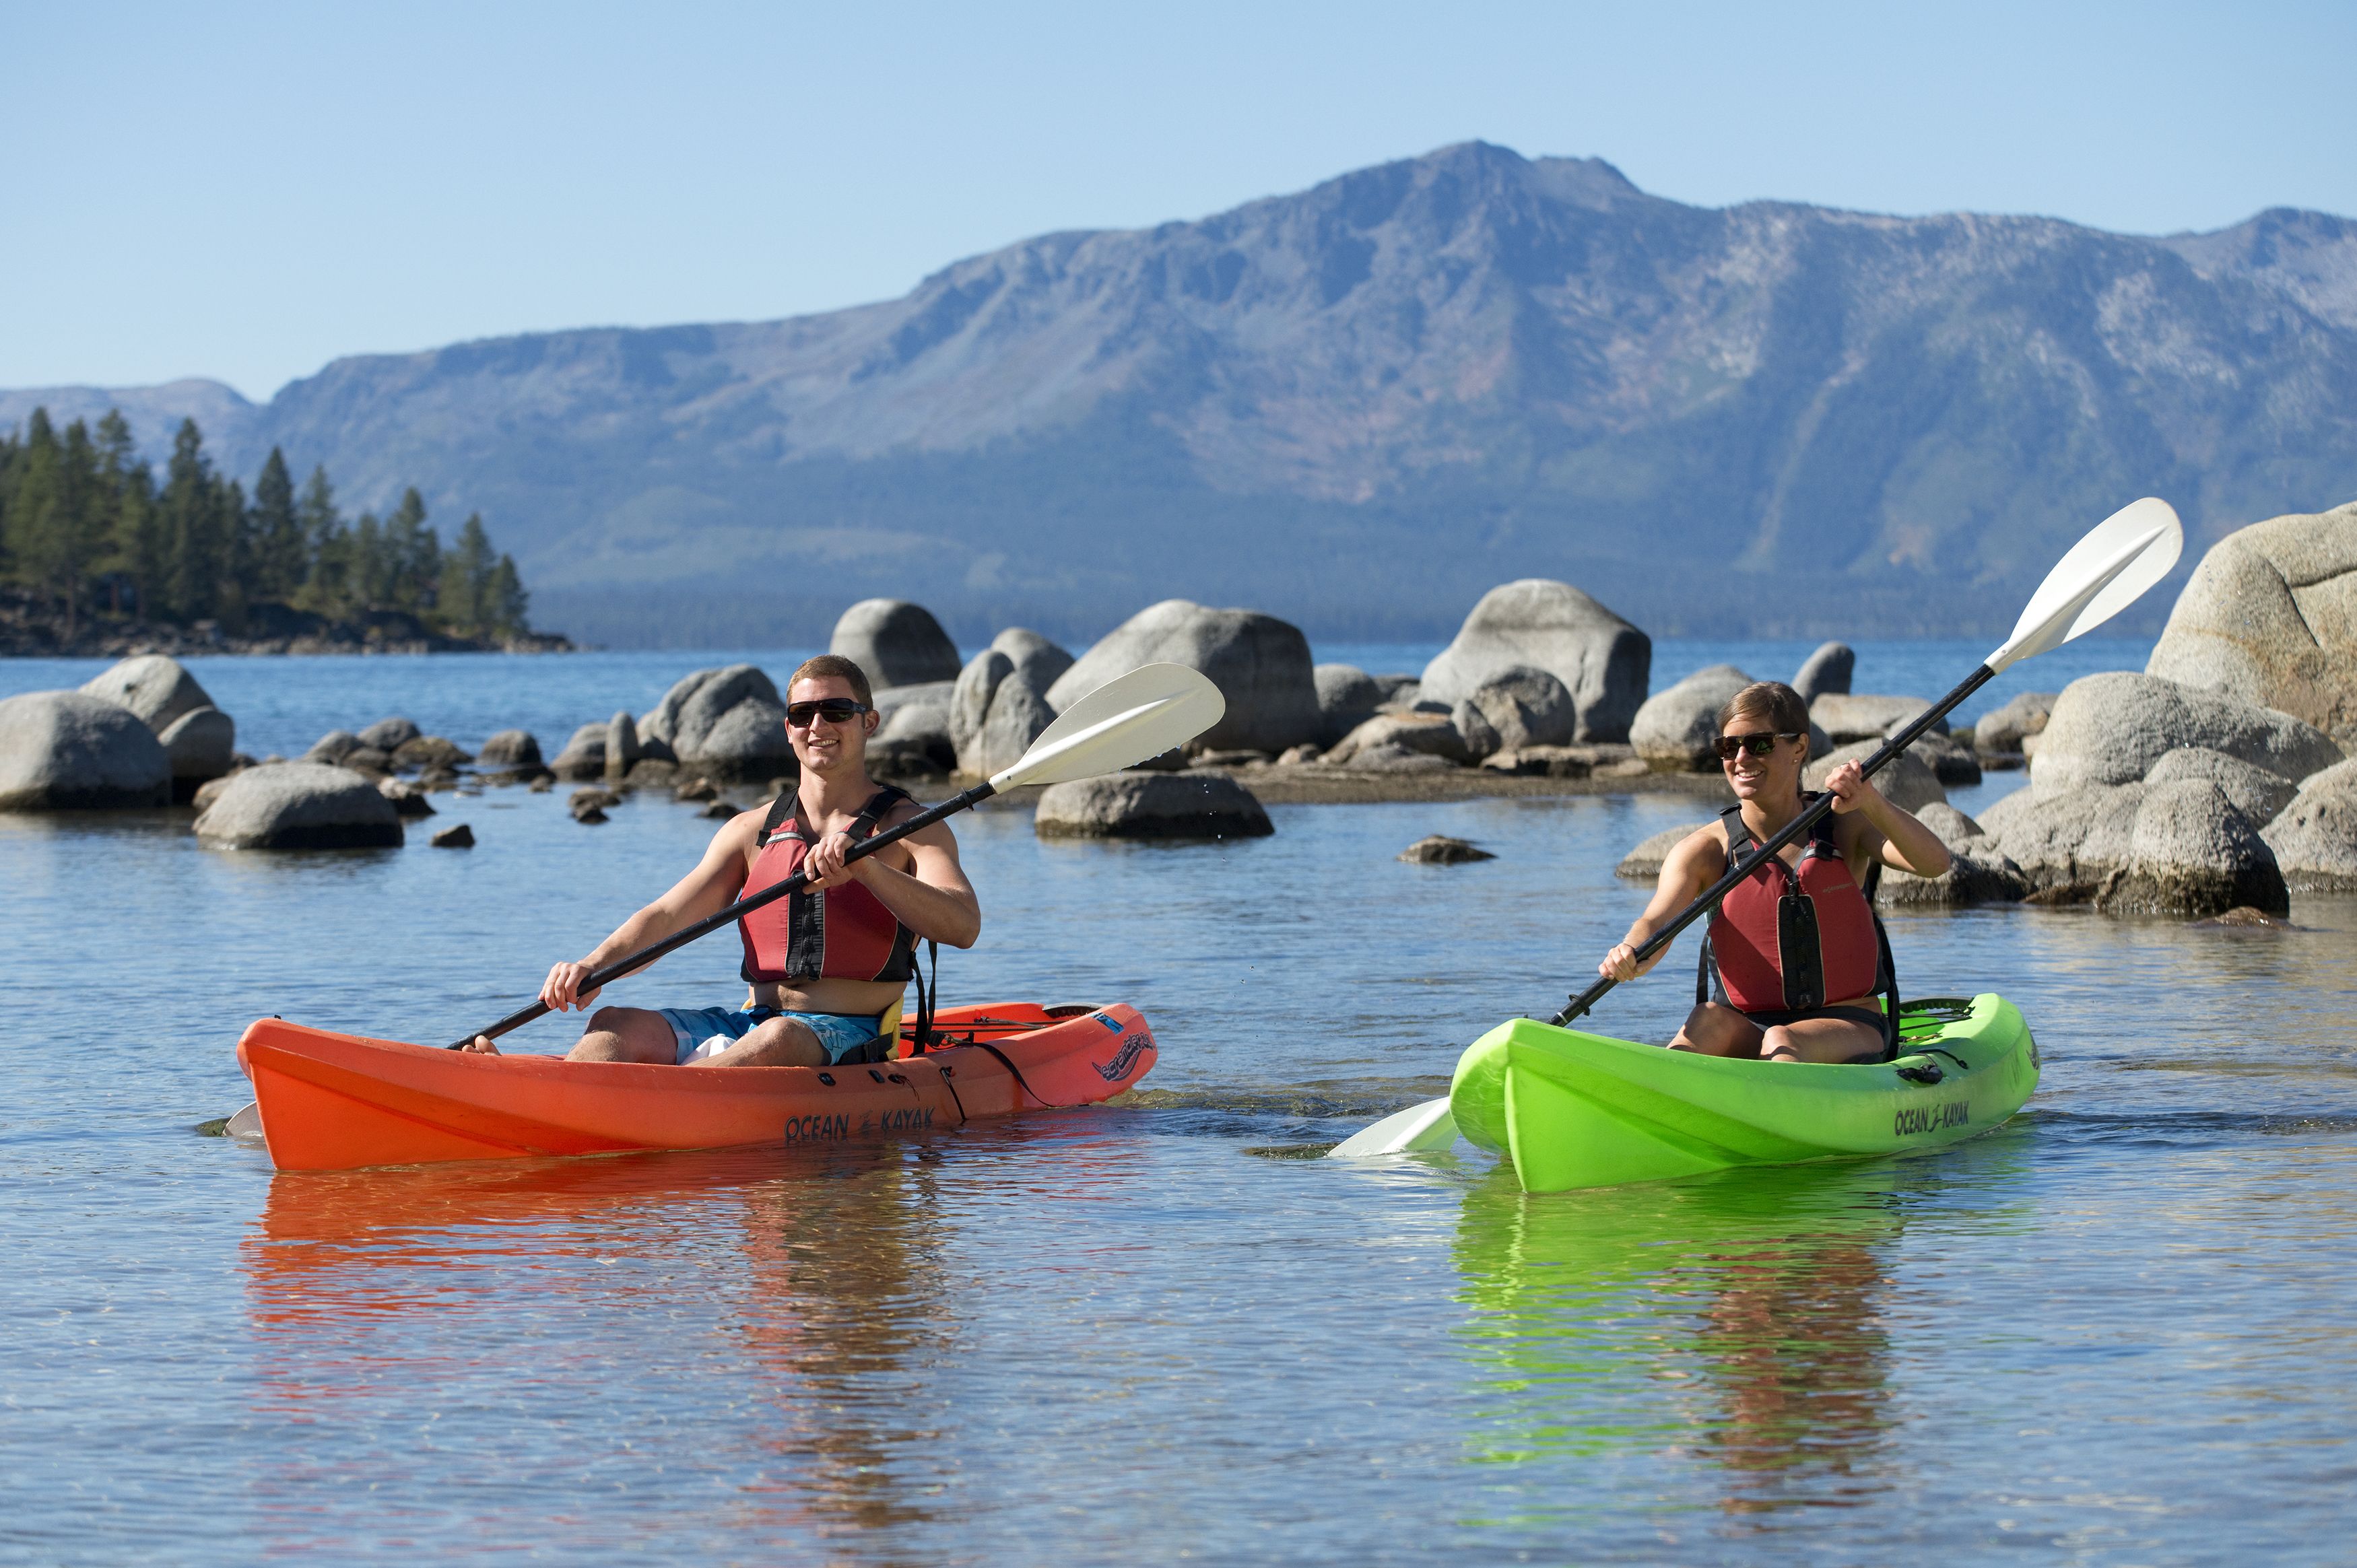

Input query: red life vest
[737,786,919,986]
[1704,797,1884,1013]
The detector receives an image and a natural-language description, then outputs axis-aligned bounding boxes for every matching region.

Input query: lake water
[8,642,2356,1565]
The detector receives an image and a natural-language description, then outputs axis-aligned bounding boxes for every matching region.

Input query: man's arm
[806,810,982,949]
[542,810,764,1010]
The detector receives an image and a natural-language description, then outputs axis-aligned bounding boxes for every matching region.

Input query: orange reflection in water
[241,1138,960,1542]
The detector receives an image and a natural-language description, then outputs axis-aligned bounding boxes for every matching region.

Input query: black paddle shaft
[446,781,997,1049]
[1550,662,1997,1027]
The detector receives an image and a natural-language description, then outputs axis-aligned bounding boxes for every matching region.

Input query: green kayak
[1449,994,2038,1193]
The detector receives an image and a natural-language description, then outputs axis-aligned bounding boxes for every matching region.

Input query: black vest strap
[759,784,912,849]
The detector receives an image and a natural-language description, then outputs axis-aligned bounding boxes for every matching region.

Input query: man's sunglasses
[1715,731,1801,761]
[786,699,871,728]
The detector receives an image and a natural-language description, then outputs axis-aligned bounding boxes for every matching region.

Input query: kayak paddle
[443,661,1226,1050]
[1329,496,2185,1159]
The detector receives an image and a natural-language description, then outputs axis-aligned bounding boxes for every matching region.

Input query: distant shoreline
[0,590,574,658]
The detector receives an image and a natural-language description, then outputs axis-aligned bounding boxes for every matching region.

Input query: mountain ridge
[7,141,2355,646]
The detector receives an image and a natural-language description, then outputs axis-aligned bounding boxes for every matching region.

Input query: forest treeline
[0,408,533,642]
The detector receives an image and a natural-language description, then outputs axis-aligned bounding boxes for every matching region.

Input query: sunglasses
[1715,730,1801,761]
[786,699,871,728]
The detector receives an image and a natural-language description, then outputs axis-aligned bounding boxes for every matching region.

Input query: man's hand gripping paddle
[1328,497,2185,1159]
[444,662,1225,1050]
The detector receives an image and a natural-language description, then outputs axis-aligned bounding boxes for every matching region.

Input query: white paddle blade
[1987,497,2183,673]
[989,663,1225,790]
[225,1101,264,1140]
[1327,1097,1458,1158]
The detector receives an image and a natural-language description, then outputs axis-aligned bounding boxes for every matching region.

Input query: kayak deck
[238,1001,1156,1172]
[1449,994,2037,1193]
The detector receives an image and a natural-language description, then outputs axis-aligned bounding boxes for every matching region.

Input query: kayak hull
[1450,994,2037,1193]
[238,1002,1156,1172]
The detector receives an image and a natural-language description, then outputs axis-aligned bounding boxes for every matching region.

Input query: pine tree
[488,552,530,639]
[295,466,346,619]
[46,419,104,637]
[114,463,159,619]
[158,420,221,621]
[251,448,304,603]
[350,512,385,613]
[440,512,496,634]
[381,487,440,615]
[7,411,61,607]
[217,477,253,633]
[90,411,141,615]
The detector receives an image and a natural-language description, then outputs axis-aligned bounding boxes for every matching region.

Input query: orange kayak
[236,1001,1156,1172]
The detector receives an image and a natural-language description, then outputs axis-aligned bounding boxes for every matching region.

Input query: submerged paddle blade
[1988,497,2183,673]
[1327,1097,1459,1158]
[990,663,1225,790]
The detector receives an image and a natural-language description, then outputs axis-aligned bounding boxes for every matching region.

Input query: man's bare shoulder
[708,802,770,855]
[877,791,954,843]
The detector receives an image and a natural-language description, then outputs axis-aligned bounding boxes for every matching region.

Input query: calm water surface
[7,644,2354,1565]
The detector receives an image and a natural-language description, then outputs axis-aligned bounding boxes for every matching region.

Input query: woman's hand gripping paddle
[443,662,1226,1050]
[1329,496,2184,1159]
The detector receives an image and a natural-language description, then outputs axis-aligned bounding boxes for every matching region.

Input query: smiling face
[785,674,879,776]
[1719,718,1806,803]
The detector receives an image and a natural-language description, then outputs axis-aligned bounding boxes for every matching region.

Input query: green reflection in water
[1449,1153,2034,1526]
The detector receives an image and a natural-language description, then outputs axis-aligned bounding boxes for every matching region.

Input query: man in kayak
[463,655,981,1066]
[1597,681,1950,1064]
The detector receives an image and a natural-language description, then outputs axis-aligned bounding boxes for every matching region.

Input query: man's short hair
[789,654,873,708]
[1718,680,1811,742]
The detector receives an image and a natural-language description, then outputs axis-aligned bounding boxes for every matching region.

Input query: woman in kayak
[1597,681,1951,1064]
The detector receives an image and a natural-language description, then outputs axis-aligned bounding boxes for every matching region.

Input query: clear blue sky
[7,0,2351,401]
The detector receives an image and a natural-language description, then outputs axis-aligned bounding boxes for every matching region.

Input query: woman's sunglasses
[1715,730,1801,761]
[786,699,871,728]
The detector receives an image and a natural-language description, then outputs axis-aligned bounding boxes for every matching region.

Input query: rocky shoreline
[0,585,574,658]
[5,496,2354,916]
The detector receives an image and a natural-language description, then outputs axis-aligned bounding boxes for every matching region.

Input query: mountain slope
[8,142,2355,645]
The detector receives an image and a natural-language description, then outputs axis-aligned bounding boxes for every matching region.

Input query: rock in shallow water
[157,707,236,798]
[1034,771,1273,840]
[2260,759,2357,892]
[2031,672,2342,792]
[477,729,541,768]
[1803,741,1945,813]
[358,716,422,752]
[1398,835,1495,864]
[2144,499,2357,747]
[193,763,403,850]
[1792,642,1855,703]
[1047,600,1321,755]
[0,691,171,810]
[641,665,795,782]
[2100,779,2289,918]
[430,823,475,848]
[1614,821,1714,879]
[77,654,214,733]
[378,778,437,818]
[1632,664,1752,771]
[831,599,962,690]
[1418,579,1650,744]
